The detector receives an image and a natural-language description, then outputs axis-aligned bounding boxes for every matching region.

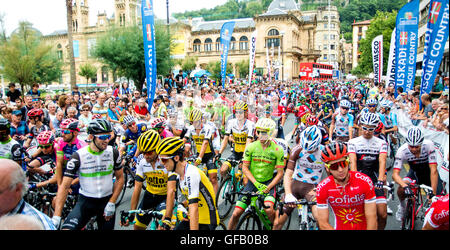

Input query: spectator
[27,83,42,98]
[1,107,12,122]
[87,92,97,108]
[78,104,92,131]
[72,85,82,98]
[9,110,28,146]
[107,100,121,124]
[0,214,45,230]
[175,70,185,90]
[6,83,22,104]
[153,95,168,119]
[134,98,150,121]
[47,102,58,122]
[58,95,69,117]
[14,97,27,121]
[132,90,141,103]
[430,71,444,100]
[431,103,449,133]
[52,110,64,130]
[0,159,55,229]
[92,93,108,119]
[66,106,78,119]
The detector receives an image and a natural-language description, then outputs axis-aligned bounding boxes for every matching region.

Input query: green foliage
[0,21,62,93]
[235,59,249,79]
[78,63,97,83]
[94,24,174,91]
[205,61,232,82]
[176,56,198,73]
[351,10,397,76]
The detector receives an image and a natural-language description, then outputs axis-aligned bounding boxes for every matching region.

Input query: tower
[114,0,139,27]
[72,0,89,33]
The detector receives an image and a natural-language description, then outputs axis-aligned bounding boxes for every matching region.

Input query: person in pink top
[149,117,173,139]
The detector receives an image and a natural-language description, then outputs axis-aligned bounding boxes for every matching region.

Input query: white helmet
[300,125,322,152]
[359,112,380,127]
[123,115,136,126]
[340,99,351,109]
[405,127,424,146]
[366,98,378,106]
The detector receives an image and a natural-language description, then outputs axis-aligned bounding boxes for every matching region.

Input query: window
[204,38,212,52]
[323,54,328,60]
[358,27,363,33]
[330,44,335,50]
[323,34,328,40]
[230,36,236,50]
[239,36,248,51]
[266,29,280,47]
[330,34,336,40]
[324,23,328,28]
[268,29,279,36]
[101,66,108,83]
[323,44,328,50]
[330,23,335,29]
[330,54,336,60]
[193,39,201,52]
[215,38,220,51]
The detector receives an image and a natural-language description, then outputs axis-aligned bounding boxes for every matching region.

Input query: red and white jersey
[423,194,449,230]
[316,171,376,230]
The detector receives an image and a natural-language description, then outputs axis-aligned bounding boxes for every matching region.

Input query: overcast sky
[0,0,227,36]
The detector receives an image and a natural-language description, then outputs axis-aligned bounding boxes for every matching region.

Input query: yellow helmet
[255,118,276,133]
[234,101,248,111]
[137,130,161,153]
[300,112,311,124]
[188,108,203,123]
[156,137,185,156]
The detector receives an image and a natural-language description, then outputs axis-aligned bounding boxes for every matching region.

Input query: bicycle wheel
[216,177,235,220]
[236,211,262,230]
[116,170,128,206]
[401,198,415,230]
[216,221,227,230]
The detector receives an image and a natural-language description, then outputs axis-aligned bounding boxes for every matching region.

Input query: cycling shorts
[134,191,167,228]
[235,177,277,211]
[223,151,243,168]
[198,153,217,175]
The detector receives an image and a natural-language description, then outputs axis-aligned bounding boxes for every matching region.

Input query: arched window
[239,36,248,51]
[193,39,201,52]
[266,29,280,47]
[230,36,236,51]
[268,29,279,36]
[215,37,221,51]
[57,44,63,60]
[204,38,212,52]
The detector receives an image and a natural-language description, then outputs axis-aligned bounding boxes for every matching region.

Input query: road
[114,113,411,230]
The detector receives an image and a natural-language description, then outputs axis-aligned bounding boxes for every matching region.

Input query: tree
[205,61,232,83]
[235,59,249,79]
[351,10,397,76]
[94,24,173,91]
[66,0,76,90]
[0,21,62,95]
[177,56,197,73]
[78,63,97,84]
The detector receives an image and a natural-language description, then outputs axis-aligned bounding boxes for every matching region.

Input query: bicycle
[116,156,137,206]
[401,183,434,230]
[215,158,244,219]
[234,191,274,230]
[278,199,318,230]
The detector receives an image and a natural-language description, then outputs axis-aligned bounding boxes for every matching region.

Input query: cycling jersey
[179,163,219,226]
[28,124,50,139]
[224,118,255,153]
[121,123,148,143]
[135,159,169,195]
[271,138,290,160]
[393,140,437,186]
[378,112,398,130]
[287,144,326,184]
[243,140,285,182]
[184,123,216,154]
[0,137,22,161]
[316,171,376,230]
[64,145,122,198]
[348,136,387,179]
[332,111,354,137]
[160,129,174,139]
[55,137,87,163]
[423,194,449,230]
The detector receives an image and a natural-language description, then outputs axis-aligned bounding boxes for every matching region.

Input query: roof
[47,30,68,36]
[352,20,371,26]
[267,0,299,12]
[259,8,288,17]
[192,18,255,32]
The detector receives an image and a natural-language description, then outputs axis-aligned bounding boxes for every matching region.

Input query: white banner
[248,30,257,85]
[372,35,383,84]
[386,29,396,89]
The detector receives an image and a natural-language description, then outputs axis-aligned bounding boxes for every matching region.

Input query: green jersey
[243,140,285,182]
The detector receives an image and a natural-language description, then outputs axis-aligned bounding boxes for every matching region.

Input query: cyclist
[27,131,57,178]
[52,119,124,230]
[348,112,388,230]
[392,127,441,222]
[329,99,354,142]
[378,100,398,145]
[269,95,287,139]
[422,194,449,230]
[149,117,174,139]
[217,101,255,178]
[183,108,219,193]
[121,130,172,230]
[273,125,325,230]
[0,118,22,164]
[23,108,50,149]
[54,118,87,186]
[156,137,219,230]
[317,95,334,128]
[302,115,329,145]
[316,142,377,230]
[227,118,285,230]
[120,115,148,158]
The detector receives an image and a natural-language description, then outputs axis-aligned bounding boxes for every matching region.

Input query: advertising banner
[220,21,235,88]
[141,0,158,107]
[372,35,383,84]
[248,30,257,85]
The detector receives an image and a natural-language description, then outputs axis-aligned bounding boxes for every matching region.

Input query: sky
[0,0,228,36]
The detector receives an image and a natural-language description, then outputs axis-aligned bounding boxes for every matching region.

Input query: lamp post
[280,31,285,82]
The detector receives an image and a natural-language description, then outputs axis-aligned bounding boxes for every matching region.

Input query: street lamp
[280,31,285,82]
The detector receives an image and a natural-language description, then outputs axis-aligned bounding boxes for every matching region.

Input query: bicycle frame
[402,184,434,230]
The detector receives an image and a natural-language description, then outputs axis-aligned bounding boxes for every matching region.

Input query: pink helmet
[92,114,102,119]
[60,118,79,131]
[37,131,55,145]
[150,117,166,129]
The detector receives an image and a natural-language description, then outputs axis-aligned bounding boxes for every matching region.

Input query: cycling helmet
[255,117,276,133]
[321,141,348,163]
[300,112,311,125]
[156,136,185,156]
[93,114,102,119]
[87,118,113,135]
[234,101,248,111]
[137,130,161,153]
[150,117,166,129]
[27,108,43,117]
[381,100,394,109]
[300,125,322,152]
[188,108,203,123]
[359,112,380,127]
[375,121,385,134]
[306,115,319,126]
[37,131,55,145]
[366,98,378,106]
[405,127,424,146]
[60,118,79,131]
[0,118,11,130]
[123,115,136,126]
[340,99,351,109]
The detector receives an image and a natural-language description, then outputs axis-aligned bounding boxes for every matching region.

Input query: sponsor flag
[420,0,449,104]
[394,0,420,93]
[386,28,396,89]
[248,30,257,85]
[220,21,235,88]
[372,35,383,84]
[141,0,157,107]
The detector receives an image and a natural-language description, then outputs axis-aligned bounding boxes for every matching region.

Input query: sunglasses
[408,145,421,149]
[94,134,111,140]
[159,155,175,163]
[128,122,137,128]
[368,104,377,108]
[326,158,349,171]
[62,129,73,134]
[341,107,349,110]
[82,109,90,111]
[256,130,268,135]
[235,110,245,114]
[361,126,376,132]
[39,144,52,149]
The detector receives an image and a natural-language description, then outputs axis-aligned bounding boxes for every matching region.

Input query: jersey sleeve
[11,143,23,162]
[427,143,437,165]
[112,147,123,171]
[64,152,81,178]
[135,161,145,182]
[275,145,285,169]
[347,140,356,154]
[348,114,354,127]
[287,145,302,171]
[186,168,201,204]
[363,177,376,204]
[316,178,331,210]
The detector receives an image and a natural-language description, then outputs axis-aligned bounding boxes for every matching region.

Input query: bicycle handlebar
[120,209,164,225]
[232,191,271,209]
